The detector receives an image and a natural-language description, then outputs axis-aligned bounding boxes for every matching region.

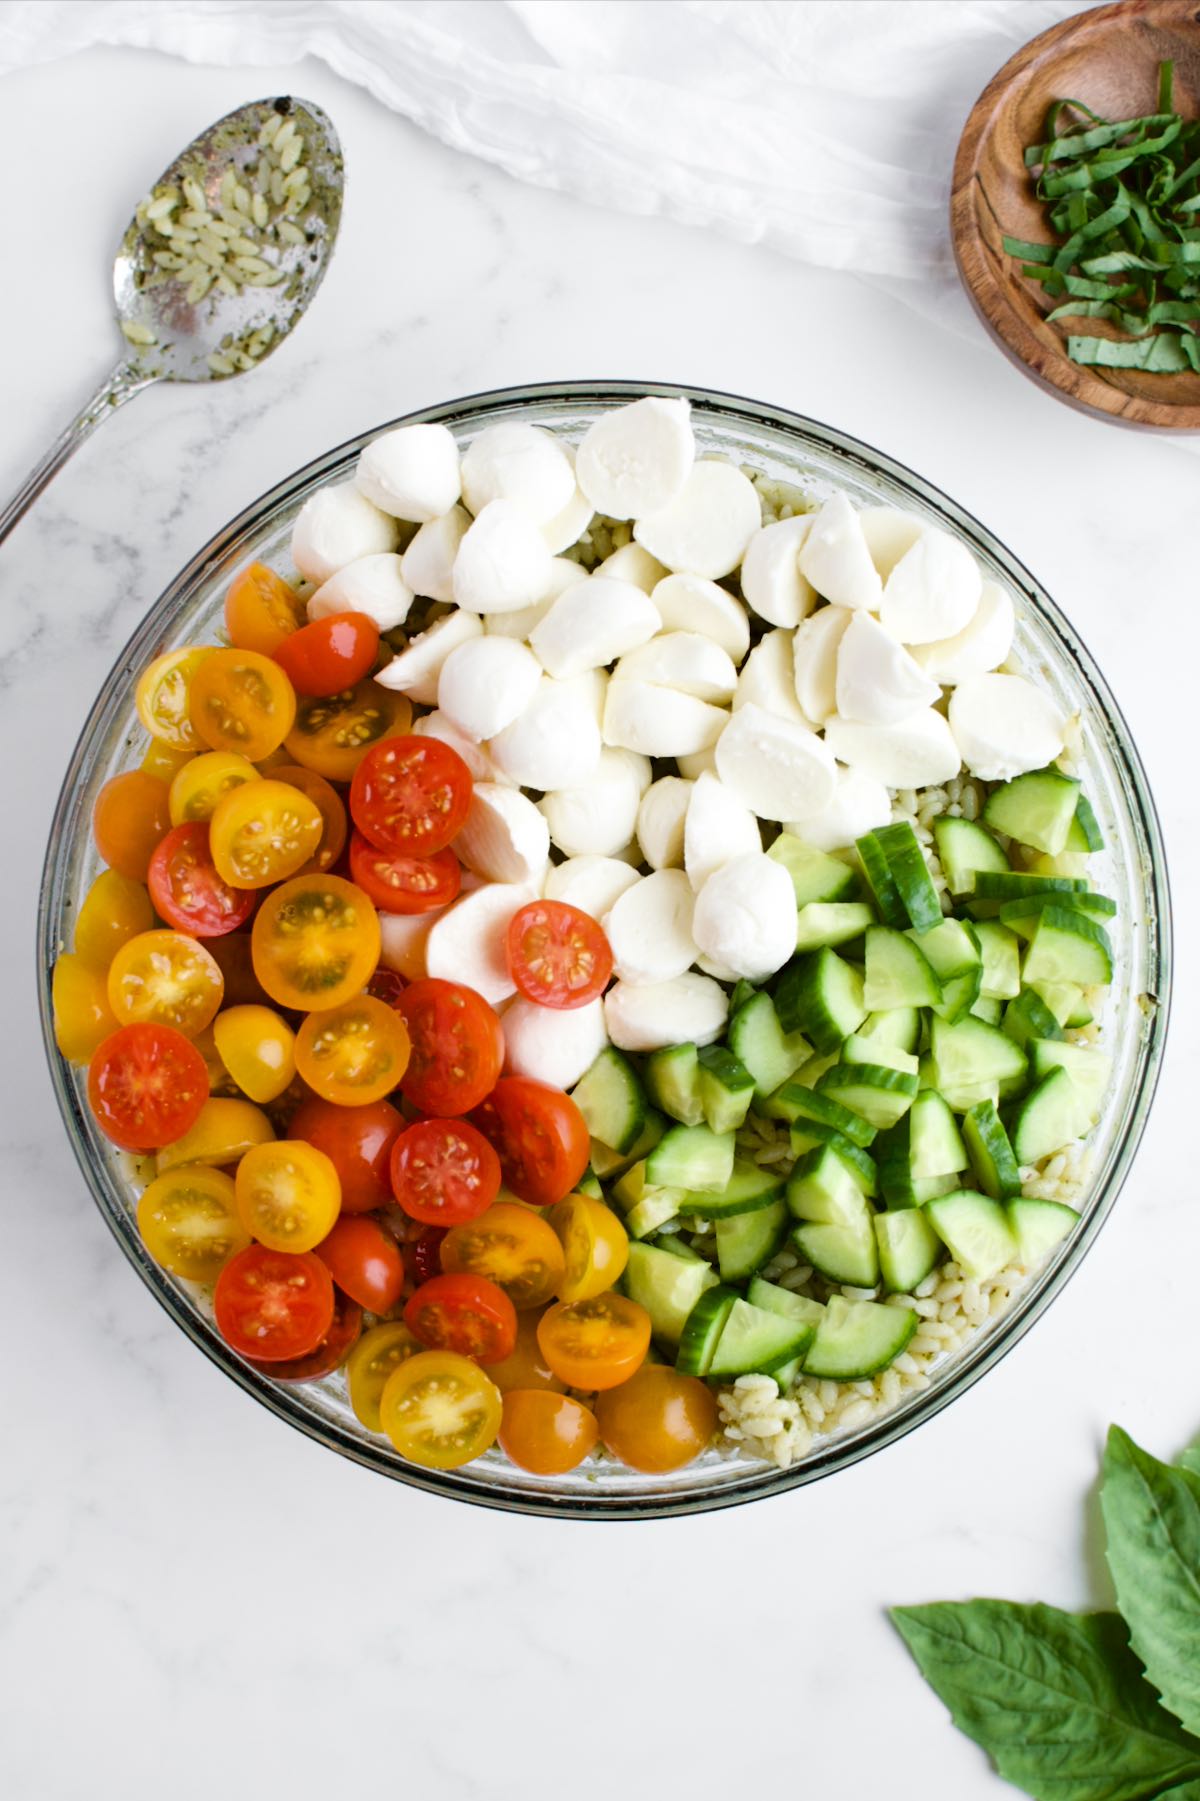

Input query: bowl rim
[37,378,1173,1519]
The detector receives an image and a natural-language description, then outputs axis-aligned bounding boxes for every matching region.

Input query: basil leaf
[1159,1785,1200,1799]
[1179,1447,1200,1479]
[1067,333,1194,371]
[890,1601,1200,1801]
[1102,1426,1200,1738]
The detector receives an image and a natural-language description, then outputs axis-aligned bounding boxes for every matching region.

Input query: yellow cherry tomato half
[294,995,410,1105]
[499,1390,599,1475]
[440,1201,565,1311]
[52,953,119,1062]
[188,648,297,761]
[208,778,324,889]
[234,1139,341,1253]
[251,874,381,1013]
[136,647,215,751]
[284,679,412,783]
[212,1004,297,1104]
[225,560,306,655]
[141,740,196,783]
[154,1096,275,1174]
[378,1350,502,1469]
[485,1311,565,1395]
[107,929,224,1036]
[594,1365,718,1473]
[168,750,259,826]
[137,1165,250,1283]
[537,1293,651,1391]
[346,1321,425,1433]
[74,869,156,971]
[549,1192,629,1302]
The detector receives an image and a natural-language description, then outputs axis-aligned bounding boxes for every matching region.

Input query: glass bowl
[37,382,1171,1519]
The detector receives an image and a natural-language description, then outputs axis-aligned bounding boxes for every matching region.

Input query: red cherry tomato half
[389,1117,501,1226]
[471,1077,590,1209]
[288,1095,404,1215]
[397,979,505,1116]
[404,1272,517,1365]
[272,612,380,698]
[349,831,462,915]
[147,822,257,937]
[409,1226,448,1284]
[367,966,407,1009]
[87,1023,209,1151]
[315,1215,405,1313]
[350,735,473,858]
[245,1290,363,1382]
[506,899,613,1009]
[214,1246,335,1362]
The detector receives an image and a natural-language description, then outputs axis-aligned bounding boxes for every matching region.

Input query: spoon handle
[0,359,156,548]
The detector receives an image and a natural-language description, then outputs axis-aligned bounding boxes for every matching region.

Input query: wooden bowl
[952,0,1200,429]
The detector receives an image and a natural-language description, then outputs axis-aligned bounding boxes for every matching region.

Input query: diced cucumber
[909,917,981,981]
[646,1123,735,1194]
[775,948,866,1052]
[1065,792,1104,853]
[913,1172,960,1202]
[763,1082,877,1146]
[983,767,1081,856]
[729,978,758,1014]
[863,925,942,1010]
[932,963,983,1024]
[933,816,1009,895]
[1007,1197,1079,1266]
[680,1158,785,1220]
[707,1296,818,1379]
[589,1107,666,1179]
[973,919,1022,1000]
[653,1233,705,1261]
[1021,906,1113,987]
[794,901,875,951]
[715,1199,790,1283]
[803,1295,918,1380]
[970,997,1003,1026]
[930,1015,1028,1100]
[570,1047,647,1154]
[644,1042,704,1126]
[787,1146,872,1227]
[626,1189,684,1239]
[961,1099,1022,1200]
[856,1006,921,1053]
[1029,981,1086,1029]
[925,1190,1017,1279]
[855,830,908,927]
[1029,1039,1112,1123]
[767,834,858,905]
[1029,850,1091,880]
[910,1090,969,1178]
[577,1169,604,1200]
[842,1033,919,1077]
[937,1076,1001,1115]
[1003,987,1065,1050]
[745,1279,824,1393]
[875,1208,942,1292]
[817,1063,919,1130]
[998,891,1117,941]
[697,1044,755,1133]
[972,870,1088,901]
[675,1285,738,1376]
[623,1241,719,1345]
[807,1133,878,1196]
[870,821,943,932]
[792,1214,880,1288]
[727,992,811,1097]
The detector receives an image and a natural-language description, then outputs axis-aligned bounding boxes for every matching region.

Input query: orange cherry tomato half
[284,679,412,783]
[225,560,306,655]
[499,1390,599,1475]
[348,831,462,915]
[107,929,225,1036]
[594,1366,718,1473]
[294,994,410,1105]
[147,823,257,937]
[404,1272,517,1365]
[350,735,473,858]
[346,1321,425,1430]
[188,647,297,761]
[389,1117,501,1226]
[209,778,325,889]
[485,1311,565,1395]
[246,1289,363,1382]
[88,1023,209,1150]
[470,1077,590,1208]
[506,900,613,1010]
[269,765,347,876]
[378,1350,502,1469]
[536,1293,651,1391]
[214,1245,335,1362]
[549,1192,629,1302]
[272,611,380,697]
[93,770,171,882]
[315,1215,405,1313]
[440,1201,565,1310]
[234,1140,341,1253]
[74,868,157,971]
[52,954,118,1063]
[251,874,380,1012]
[288,1094,403,1214]
[396,978,504,1116]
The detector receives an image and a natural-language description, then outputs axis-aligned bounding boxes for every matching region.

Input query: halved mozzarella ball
[576,396,694,520]
[604,868,697,984]
[375,609,483,705]
[824,708,961,788]
[531,576,660,679]
[437,637,543,741]
[604,973,728,1052]
[461,422,576,525]
[793,605,852,725]
[575,666,609,725]
[377,906,449,982]
[412,710,513,785]
[683,770,761,891]
[544,854,640,920]
[613,632,737,703]
[401,505,470,602]
[541,455,594,554]
[503,997,609,1089]
[797,491,881,611]
[355,424,461,523]
[860,506,923,581]
[291,483,399,584]
[634,461,761,580]
[676,746,718,779]
[692,851,797,981]
[787,764,891,853]
[307,553,414,630]
[489,675,602,788]
[455,785,550,885]
[715,702,837,823]
[734,628,808,724]
[485,557,586,641]
[948,674,1066,781]
[636,775,693,870]
[879,527,982,645]
[695,953,740,983]
[598,542,669,593]
[539,748,648,858]
[835,611,941,725]
[425,882,540,1005]
[452,499,554,614]
[740,514,817,628]
[912,580,1015,684]
[651,572,750,662]
[603,680,727,757]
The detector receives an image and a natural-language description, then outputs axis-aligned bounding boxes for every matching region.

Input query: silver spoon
[0,95,344,548]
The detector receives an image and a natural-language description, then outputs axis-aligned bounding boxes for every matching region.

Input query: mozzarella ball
[291,482,399,584]
[835,610,941,725]
[879,527,982,645]
[793,604,853,725]
[461,422,577,525]
[489,675,602,789]
[912,580,1015,685]
[400,505,470,603]
[797,491,882,611]
[633,460,761,580]
[539,748,648,858]
[355,424,461,523]
[651,572,751,663]
[437,636,543,741]
[740,514,818,628]
[374,609,483,706]
[604,974,728,1052]
[603,680,727,757]
[684,770,762,891]
[485,558,586,642]
[576,396,695,520]
[948,673,1067,781]
[636,776,693,871]
[503,997,609,1089]
[307,554,414,631]
[377,907,448,982]
[715,702,838,823]
[603,869,698,985]
[424,883,539,1005]
[613,632,737,703]
[543,854,641,920]
[692,851,797,981]
[452,499,554,614]
[597,542,670,593]
[824,708,962,788]
[859,506,924,581]
[455,785,550,886]
[734,628,809,724]
[786,764,891,854]
[531,575,660,680]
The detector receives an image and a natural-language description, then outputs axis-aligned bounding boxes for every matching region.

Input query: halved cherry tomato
[378,1350,502,1468]
[52,954,118,1062]
[440,1201,565,1310]
[269,765,347,875]
[347,1321,424,1431]
[189,648,297,760]
[107,929,224,1036]
[136,1165,251,1283]
[251,874,380,1012]
[74,869,156,969]
[247,1290,363,1381]
[350,735,472,858]
[93,771,171,882]
[536,1293,651,1390]
[367,966,407,1008]
[168,750,258,826]
[154,1096,274,1174]
[88,1023,209,1150]
[549,1192,629,1302]
[211,1004,296,1103]
[506,900,613,1010]
[348,831,462,914]
[471,1077,590,1208]
[214,1245,334,1361]
[316,1216,405,1312]
[294,995,410,1105]
[148,824,257,937]
[499,1390,599,1474]
[396,979,504,1115]
[404,1272,517,1365]
[141,740,196,784]
[288,1095,403,1214]
[408,1225,449,1284]
[225,561,306,655]
[136,648,215,752]
[389,1118,501,1226]
[284,679,412,783]
[209,778,324,889]
[273,611,380,697]
[485,1312,565,1395]
[206,932,269,1007]
[594,1366,717,1473]
[234,1140,341,1252]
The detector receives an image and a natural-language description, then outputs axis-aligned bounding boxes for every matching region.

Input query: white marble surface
[2,43,1198,1801]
